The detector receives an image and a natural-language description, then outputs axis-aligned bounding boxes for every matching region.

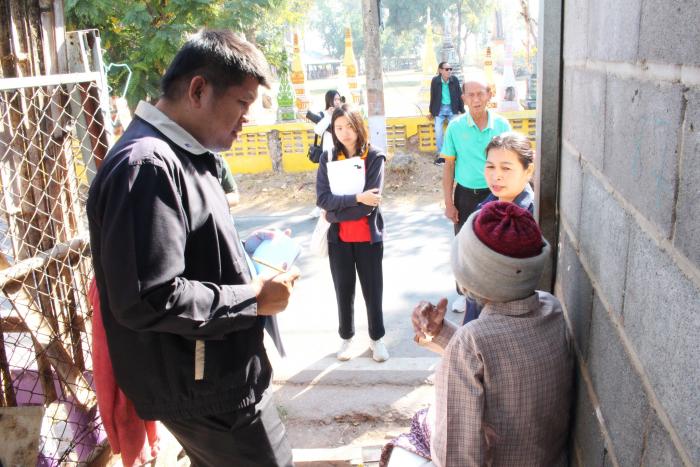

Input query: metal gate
[0,71,108,465]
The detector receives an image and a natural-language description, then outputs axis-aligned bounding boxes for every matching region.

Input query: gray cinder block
[572,370,607,467]
[579,172,630,317]
[562,69,606,170]
[639,0,700,66]
[587,0,641,62]
[556,231,594,359]
[560,144,585,235]
[673,89,700,268]
[641,414,685,467]
[604,78,683,238]
[623,225,700,464]
[563,0,589,61]
[588,299,650,467]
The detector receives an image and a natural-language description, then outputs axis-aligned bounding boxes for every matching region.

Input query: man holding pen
[87,30,299,466]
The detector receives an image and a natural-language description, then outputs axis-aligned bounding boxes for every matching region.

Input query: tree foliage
[381,0,492,62]
[307,0,364,58]
[65,0,311,107]
[307,0,464,62]
[453,0,493,60]
[382,0,451,33]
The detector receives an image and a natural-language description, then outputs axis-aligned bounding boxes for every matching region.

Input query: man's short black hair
[161,29,272,100]
[438,61,449,72]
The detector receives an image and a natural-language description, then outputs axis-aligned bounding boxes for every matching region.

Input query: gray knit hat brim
[451,210,550,303]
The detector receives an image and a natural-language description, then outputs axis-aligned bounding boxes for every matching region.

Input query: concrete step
[269,353,438,465]
[271,356,439,387]
[293,445,383,466]
[272,382,433,425]
[272,382,433,464]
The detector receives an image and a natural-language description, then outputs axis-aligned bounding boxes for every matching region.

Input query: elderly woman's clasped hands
[411,298,448,343]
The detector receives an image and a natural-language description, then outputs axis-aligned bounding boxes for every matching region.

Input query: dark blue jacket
[478,183,535,214]
[316,146,386,244]
[429,75,465,116]
[87,116,270,420]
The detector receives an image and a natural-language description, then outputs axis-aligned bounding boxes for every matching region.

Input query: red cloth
[89,279,160,466]
[473,202,543,258]
[337,148,372,243]
[339,217,371,242]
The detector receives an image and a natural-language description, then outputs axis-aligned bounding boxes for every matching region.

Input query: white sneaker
[309,206,321,217]
[337,338,353,361]
[370,338,389,362]
[452,296,467,313]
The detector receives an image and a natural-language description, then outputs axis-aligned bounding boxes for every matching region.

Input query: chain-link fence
[0,72,109,465]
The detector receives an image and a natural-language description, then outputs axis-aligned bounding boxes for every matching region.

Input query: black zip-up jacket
[87,106,269,421]
[316,146,386,244]
[429,74,465,116]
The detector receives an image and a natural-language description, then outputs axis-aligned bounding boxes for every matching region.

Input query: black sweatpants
[453,184,491,295]
[161,391,292,467]
[328,240,385,341]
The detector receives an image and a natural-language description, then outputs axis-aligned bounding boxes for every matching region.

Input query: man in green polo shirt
[441,75,511,312]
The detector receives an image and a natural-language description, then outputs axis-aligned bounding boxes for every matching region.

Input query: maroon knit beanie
[473,201,544,258]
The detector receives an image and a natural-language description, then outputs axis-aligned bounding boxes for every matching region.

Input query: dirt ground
[231,151,446,216]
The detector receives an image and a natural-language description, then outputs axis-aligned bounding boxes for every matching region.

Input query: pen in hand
[252,256,287,274]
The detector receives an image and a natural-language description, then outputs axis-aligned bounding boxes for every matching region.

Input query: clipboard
[251,234,301,276]
[327,157,365,195]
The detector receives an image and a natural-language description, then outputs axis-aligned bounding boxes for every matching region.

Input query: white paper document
[327,157,365,195]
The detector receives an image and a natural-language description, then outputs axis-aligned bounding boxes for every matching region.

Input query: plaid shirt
[429,291,573,467]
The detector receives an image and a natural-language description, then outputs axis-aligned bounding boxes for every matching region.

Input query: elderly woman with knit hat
[380,201,573,467]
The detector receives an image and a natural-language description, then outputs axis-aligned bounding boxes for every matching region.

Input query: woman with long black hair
[314,90,342,155]
[309,90,342,217]
[315,104,388,362]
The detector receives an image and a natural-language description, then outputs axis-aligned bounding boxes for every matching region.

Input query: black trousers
[328,241,385,341]
[453,184,491,235]
[453,184,491,295]
[161,391,293,467]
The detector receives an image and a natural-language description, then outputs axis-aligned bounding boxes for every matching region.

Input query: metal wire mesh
[0,76,109,465]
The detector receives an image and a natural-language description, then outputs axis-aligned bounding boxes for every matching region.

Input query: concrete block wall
[559,0,699,465]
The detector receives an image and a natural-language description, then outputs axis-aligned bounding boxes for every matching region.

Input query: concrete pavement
[235,201,466,458]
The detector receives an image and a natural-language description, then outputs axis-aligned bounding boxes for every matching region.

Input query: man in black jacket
[87,30,299,466]
[429,62,464,165]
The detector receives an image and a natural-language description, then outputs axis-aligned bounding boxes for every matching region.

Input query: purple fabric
[9,366,106,466]
[379,407,432,466]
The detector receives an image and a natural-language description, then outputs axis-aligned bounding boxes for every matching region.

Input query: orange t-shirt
[337,149,371,242]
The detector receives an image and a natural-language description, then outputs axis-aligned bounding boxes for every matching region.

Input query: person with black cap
[381,202,573,467]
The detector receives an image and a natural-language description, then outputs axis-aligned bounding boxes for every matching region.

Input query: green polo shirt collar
[465,111,496,131]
